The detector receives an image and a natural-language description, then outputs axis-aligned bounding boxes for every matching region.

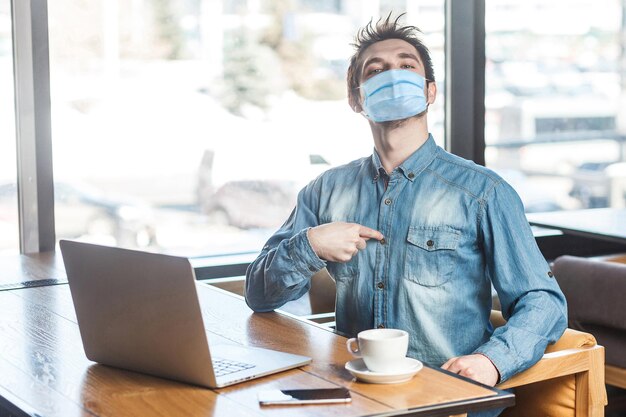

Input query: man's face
[355,38,436,114]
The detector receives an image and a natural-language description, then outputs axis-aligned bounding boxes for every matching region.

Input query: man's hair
[347,13,434,112]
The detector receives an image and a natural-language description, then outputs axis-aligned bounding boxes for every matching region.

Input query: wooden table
[0,252,514,417]
[527,208,626,245]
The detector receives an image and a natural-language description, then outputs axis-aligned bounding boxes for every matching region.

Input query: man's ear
[426,81,437,105]
[349,92,363,113]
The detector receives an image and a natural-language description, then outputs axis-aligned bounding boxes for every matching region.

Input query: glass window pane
[485,0,625,212]
[49,0,444,256]
[0,0,19,254]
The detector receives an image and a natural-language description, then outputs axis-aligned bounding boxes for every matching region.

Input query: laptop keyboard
[212,357,256,377]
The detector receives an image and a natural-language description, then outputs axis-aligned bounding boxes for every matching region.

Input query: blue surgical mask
[359,69,428,123]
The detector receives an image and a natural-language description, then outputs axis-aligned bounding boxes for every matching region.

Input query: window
[48,0,445,256]
[485,0,625,212]
[0,0,18,254]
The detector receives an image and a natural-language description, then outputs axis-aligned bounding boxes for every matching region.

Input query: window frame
[11,0,55,253]
[445,0,485,164]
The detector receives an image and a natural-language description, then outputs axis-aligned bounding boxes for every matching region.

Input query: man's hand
[441,354,500,387]
[308,222,384,263]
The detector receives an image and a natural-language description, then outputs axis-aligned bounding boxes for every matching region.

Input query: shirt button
[377,282,384,289]
[427,239,434,247]
[309,266,317,272]
[408,172,415,179]
[380,238,386,245]
[377,324,385,329]
[384,198,392,205]
[548,271,554,278]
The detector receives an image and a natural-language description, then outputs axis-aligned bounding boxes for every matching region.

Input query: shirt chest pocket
[404,226,461,287]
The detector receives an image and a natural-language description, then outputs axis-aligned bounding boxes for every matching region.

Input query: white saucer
[345,357,423,384]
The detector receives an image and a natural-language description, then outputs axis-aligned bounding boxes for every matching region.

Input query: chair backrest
[491,309,604,417]
[307,269,336,314]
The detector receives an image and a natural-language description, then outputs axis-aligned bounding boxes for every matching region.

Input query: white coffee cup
[346,328,409,373]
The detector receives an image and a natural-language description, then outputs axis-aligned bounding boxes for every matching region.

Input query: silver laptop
[60,239,311,388]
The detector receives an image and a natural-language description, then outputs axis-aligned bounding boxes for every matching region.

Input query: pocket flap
[407,227,460,251]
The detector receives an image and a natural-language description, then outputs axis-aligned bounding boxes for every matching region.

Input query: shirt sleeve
[473,180,568,382]
[244,179,327,312]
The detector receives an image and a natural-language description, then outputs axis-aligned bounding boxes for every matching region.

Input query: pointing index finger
[358,225,384,241]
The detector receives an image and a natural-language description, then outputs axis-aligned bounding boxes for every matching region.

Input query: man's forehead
[360,39,420,64]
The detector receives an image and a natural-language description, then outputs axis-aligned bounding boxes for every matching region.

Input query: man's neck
[370,115,430,174]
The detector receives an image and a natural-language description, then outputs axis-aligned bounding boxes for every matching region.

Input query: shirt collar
[370,134,438,182]
[371,149,385,182]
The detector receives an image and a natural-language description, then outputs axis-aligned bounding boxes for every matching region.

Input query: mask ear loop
[353,85,365,114]
[424,79,435,105]
[354,85,373,119]
[414,77,431,115]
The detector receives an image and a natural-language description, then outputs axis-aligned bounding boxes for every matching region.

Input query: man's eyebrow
[398,52,421,63]
[362,57,384,70]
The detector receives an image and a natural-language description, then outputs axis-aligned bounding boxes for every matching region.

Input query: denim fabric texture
[245,135,567,385]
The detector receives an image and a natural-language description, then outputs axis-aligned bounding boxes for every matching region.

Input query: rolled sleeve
[474,330,522,382]
[288,228,327,277]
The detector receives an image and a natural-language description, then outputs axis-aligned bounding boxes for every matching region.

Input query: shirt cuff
[288,228,326,277]
[473,339,519,383]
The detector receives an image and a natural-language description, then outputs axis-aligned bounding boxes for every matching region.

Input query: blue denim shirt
[245,135,567,382]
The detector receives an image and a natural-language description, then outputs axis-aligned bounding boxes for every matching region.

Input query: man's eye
[368,68,382,76]
[401,64,415,69]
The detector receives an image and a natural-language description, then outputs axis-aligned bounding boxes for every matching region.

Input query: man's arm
[245,180,384,312]
[245,182,326,312]
[471,180,568,383]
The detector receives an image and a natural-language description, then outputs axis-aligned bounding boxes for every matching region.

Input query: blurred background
[1,0,625,256]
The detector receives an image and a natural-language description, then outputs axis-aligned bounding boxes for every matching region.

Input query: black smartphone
[257,388,352,405]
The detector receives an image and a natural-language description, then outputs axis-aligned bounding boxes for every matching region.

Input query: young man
[245,14,566,399]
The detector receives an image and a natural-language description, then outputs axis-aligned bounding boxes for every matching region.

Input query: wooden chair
[491,310,607,417]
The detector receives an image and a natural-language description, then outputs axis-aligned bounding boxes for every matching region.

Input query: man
[245,14,566,403]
